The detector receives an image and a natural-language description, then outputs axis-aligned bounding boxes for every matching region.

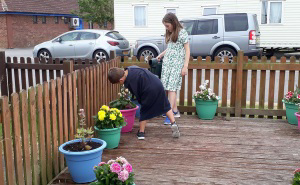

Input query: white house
[114,0,300,51]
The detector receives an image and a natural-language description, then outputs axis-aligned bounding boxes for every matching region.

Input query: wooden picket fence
[0,57,120,185]
[121,51,300,118]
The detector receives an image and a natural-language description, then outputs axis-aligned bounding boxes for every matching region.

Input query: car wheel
[38,49,52,63]
[138,47,158,61]
[214,47,237,63]
[93,49,109,63]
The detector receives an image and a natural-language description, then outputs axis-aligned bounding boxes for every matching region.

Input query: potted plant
[94,105,126,149]
[109,85,139,133]
[90,156,135,185]
[59,109,107,183]
[292,168,300,185]
[283,88,300,125]
[194,80,220,120]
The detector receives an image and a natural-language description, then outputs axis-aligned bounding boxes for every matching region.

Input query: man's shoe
[164,117,171,125]
[137,130,145,140]
[171,123,180,138]
[173,111,181,118]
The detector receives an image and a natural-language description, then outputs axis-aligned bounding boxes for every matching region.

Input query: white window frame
[132,4,148,27]
[166,8,177,15]
[202,6,218,16]
[260,0,284,25]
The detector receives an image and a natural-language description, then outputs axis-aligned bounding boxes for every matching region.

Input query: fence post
[110,50,116,60]
[63,60,74,75]
[0,51,8,96]
[235,50,244,117]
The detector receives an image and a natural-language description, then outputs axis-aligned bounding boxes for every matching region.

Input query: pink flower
[107,160,115,164]
[123,163,133,173]
[297,95,300,99]
[118,170,129,182]
[295,168,300,174]
[98,162,106,166]
[116,156,128,164]
[110,162,121,173]
[288,91,293,96]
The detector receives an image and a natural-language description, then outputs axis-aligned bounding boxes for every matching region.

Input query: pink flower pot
[120,106,139,133]
[295,112,300,130]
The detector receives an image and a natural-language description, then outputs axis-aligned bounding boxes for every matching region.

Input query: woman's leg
[168,91,178,112]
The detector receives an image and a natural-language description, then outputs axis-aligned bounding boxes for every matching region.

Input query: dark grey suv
[134,13,261,62]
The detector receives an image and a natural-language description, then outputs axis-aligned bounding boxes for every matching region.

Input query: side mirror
[57,37,62,43]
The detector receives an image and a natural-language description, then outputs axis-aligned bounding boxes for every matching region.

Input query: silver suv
[134,13,261,62]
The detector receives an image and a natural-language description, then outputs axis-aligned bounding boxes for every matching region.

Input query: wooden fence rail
[0,57,120,185]
[121,51,300,118]
[0,51,117,97]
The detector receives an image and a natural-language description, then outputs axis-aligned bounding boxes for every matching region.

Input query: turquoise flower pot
[195,98,219,120]
[94,126,122,149]
[284,101,298,125]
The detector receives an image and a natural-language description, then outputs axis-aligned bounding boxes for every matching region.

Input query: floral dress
[161,29,188,91]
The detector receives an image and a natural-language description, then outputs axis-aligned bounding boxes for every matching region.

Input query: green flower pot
[284,101,298,125]
[94,126,122,149]
[195,98,219,120]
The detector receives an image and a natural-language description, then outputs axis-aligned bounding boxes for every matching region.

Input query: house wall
[0,15,8,48]
[115,0,300,48]
[0,14,113,49]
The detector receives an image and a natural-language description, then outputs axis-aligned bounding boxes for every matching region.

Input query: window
[60,32,80,42]
[33,16,38,24]
[54,16,59,24]
[79,32,98,40]
[261,1,283,24]
[224,13,248,32]
[104,21,108,28]
[106,31,125,40]
[196,20,218,35]
[88,21,93,29]
[42,16,46,24]
[203,7,217,16]
[134,6,147,27]
[181,21,195,35]
[166,9,176,14]
[64,17,69,24]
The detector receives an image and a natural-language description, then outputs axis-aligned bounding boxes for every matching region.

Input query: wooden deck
[50,115,300,185]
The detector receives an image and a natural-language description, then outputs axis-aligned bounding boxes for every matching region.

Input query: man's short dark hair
[108,67,125,84]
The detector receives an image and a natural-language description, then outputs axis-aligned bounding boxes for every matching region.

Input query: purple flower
[110,162,121,173]
[123,163,133,173]
[118,170,129,182]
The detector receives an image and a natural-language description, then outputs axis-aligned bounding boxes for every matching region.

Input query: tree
[74,0,114,28]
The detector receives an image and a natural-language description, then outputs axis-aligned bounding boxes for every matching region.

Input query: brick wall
[0,15,8,48]
[1,14,114,48]
[10,15,72,48]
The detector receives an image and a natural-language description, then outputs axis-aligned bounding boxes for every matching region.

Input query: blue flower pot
[59,138,107,183]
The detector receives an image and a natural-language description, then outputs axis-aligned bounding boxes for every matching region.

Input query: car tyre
[93,49,109,63]
[38,49,52,63]
[138,47,158,61]
[214,47,237,63]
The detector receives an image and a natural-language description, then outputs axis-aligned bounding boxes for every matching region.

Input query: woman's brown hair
[162,13,183,43]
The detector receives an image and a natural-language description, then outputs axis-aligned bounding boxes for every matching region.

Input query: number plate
[123,51,129,55]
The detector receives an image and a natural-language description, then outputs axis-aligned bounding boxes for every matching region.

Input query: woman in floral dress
[157,13,190,124]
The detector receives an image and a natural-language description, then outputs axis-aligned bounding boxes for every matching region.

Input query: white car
[33,29,130,62]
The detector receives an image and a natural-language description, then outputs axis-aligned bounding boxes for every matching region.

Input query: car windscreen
[106,32,125,40]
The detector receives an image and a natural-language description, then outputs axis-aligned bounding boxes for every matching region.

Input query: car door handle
[89,42,94,45]
[69,44,73,46]
[212,36,220,39]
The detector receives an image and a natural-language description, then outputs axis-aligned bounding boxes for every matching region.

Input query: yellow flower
[101,105,110,111]
[98,111,106,121]
[119,113,123,117]
[110,114,116,121]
